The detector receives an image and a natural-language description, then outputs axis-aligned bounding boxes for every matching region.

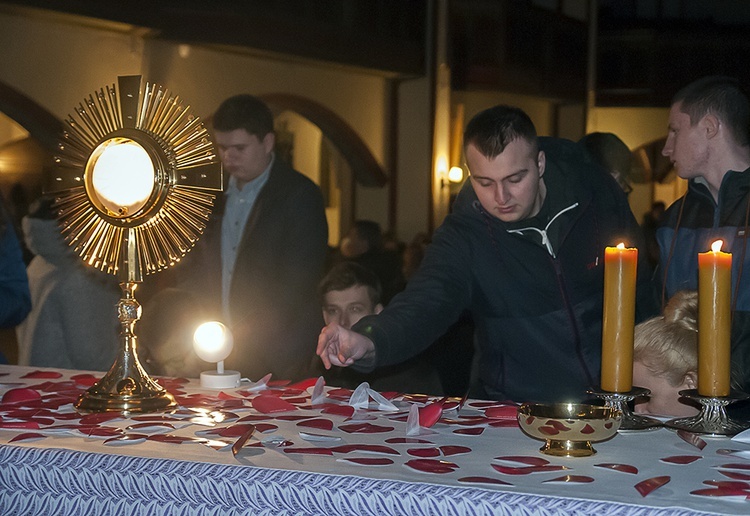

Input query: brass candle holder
[46,75,222,413]
[588,387,663,431]
[665,389,750,437]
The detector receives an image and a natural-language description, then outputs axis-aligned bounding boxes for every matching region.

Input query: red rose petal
[594,463,638,475]
[488,419,519,428]
[690,488,750,497]
[320,404,355,418]
[273,415,311,422]
[718,463,750,471]
[495,455,550,466]
[484,405,518,419]
[660,455,701,465]
[719,470,750,481]
[70,374,100,387]
[418,402,443,428]
[704,480,750,489]
[635,476,671,497]
[405,458,458,474]
[544,475,595,484]
[80,412,124,426]
[331,444,399,455]
[217,423,258,438]
[103,434,148,446]
[338,423,394,434]
[453,427,484,436]
[21,371,63,379]
[283,447,334,455]
[458,476,513,486]
[385,437,433,444]
[1,388,42,405]
[296,418,334,431]
[339,457,394,466]
[440,445,472,456]
[254,423,278,433]
[147,434,201,444]
[252,395,297,414]
[0,421,40,429]
[231,425,255,456]
[490,464,568,475]
[9,432,46,443]
[407,447,440,458]
[492,464,568,475]
[78,426,123,438]
[286,378,319,391]
[676,430,706,450]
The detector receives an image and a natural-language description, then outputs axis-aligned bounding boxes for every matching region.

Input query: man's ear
[537,150,546,177]
[263,132,276,153]
[701,113,720,140]
[374,303,384,315]
[684,371,697,390]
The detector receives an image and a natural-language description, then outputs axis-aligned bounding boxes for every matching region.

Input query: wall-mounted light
[193,322,241,389]
[448,166,464,184]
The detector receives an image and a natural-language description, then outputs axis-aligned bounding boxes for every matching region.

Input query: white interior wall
[0,10,431,244]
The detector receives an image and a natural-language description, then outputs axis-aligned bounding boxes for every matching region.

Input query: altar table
[1,364,749,515]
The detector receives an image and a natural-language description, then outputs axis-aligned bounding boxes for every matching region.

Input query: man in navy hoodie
[657,76,750,393]
[318,105,656,403]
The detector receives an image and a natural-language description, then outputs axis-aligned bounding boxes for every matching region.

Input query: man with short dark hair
[320,261,383,330]
[318,105,656,403]
[180,94,328,381]
[319,261,442,394]
[657,75,750,391]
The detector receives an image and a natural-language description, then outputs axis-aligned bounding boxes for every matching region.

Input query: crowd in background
[2,75,749,421]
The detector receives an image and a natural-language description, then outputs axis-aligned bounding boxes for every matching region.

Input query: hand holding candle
[601,243,637,393]
[697,240,732,397]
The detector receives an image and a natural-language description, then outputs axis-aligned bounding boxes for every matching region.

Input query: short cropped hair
[212,94,274,138]
[463,105,538,159]
[579,132,633,192]
[319,261,382,307]
[673,75,750,147]
[634,290,698,387]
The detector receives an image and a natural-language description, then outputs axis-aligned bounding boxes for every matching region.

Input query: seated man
[319,261,442,395]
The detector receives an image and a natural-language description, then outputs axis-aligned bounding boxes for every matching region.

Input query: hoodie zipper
[507,202,579,257]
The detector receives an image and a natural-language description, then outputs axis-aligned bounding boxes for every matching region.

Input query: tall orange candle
[697,240,732,397]
[601,243,637,393]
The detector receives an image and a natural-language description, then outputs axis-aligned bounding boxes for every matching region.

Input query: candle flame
[711,240,723,253]
[616,242,625,250]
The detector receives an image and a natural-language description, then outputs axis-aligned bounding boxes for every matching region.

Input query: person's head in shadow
[340,220,383,259]
[138,287,206,378]
[319,261,382,330]
[633,290,699,417]
[579,132,633,195]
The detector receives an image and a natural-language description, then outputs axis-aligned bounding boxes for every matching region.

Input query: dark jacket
[179,158,328,381]
[0,196,30,329]
[656,168,750,391]
[353,138,656,403]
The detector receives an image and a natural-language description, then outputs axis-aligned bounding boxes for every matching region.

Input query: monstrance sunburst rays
[44,76,222,413]
[48,75,222,279]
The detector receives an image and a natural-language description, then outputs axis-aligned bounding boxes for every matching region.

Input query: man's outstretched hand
[316,323,375,369]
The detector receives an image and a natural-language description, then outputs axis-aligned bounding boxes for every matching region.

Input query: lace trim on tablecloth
[0,445,717,516]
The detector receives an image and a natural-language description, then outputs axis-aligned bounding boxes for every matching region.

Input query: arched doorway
[261,94,388,247]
